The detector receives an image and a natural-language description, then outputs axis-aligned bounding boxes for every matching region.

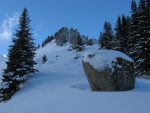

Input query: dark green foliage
[55,27,68,46]
[87,39,95,45]
[98,0,150,76]
[41,35,54,47]
[54,27,83,46]
[113,16,122,51]
[42,54,48,64]
[81,35,88,45]
[0,8,37,102]
[41,27,95,47]
[51,27,84,51]
[71,34,84,51]
[121,15,131,54]
[99,21,114,50]
[128,0,139,57]
[128,0,150,76]
[113,15,130,54]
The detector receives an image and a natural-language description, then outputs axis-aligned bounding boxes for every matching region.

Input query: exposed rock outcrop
[82,50,135,91]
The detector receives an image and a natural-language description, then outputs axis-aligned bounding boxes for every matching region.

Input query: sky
[0,0,134,55]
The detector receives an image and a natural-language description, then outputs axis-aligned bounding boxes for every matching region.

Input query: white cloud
[0,31,11,40]
[0,13,19,41]
[3,55,7,58]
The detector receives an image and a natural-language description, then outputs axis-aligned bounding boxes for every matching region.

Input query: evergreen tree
[87,39,94,45]
[128,0,150,76]
[121,15,131,54]
[133,0,146,75]
[0,8,37,102]
[55,27,68,46]
[99,21,113,50]
[41,35,54,47]
[113,16,122,51]
[128,0,139,57]
[144,0,150,75]
[113,15,130,54]
[71,34,84,51]
[133,0,150,75]
[42,54,48,64]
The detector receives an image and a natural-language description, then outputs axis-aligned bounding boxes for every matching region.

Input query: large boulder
[82,50,135,91]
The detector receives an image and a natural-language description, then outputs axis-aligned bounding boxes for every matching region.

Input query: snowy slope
[0,42,150,113]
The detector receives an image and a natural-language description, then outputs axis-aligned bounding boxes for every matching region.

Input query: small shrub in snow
[56,55,59,58]
[73,54,80,59]
[42,54,48,64]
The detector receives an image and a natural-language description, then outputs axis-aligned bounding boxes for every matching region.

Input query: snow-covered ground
[0,42,150,113]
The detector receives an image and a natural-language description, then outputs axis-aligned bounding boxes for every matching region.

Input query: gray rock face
[82,57,135,91]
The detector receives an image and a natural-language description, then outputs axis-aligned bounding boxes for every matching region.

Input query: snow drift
[0,42,150,113]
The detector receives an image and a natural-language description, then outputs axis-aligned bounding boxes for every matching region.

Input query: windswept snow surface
[0,42,150,113]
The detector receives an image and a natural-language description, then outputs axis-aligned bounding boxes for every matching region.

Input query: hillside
[0,42,150,113]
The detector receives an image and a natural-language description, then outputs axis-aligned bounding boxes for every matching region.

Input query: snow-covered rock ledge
[82,50,135,91]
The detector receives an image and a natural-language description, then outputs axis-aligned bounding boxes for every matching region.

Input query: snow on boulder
[82,50,135,91]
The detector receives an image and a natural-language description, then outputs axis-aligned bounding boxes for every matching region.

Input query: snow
[0,42,150,113]
[83,50,133,71]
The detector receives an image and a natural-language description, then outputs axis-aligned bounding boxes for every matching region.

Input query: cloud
[0,13,19,41]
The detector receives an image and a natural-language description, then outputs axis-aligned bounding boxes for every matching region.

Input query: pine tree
[87,39,94,45]
[113,15,130,54]
[71,34,84,51]
[113,16,122,51]
[42,54,48,64]
[128,0,150,76]
[55,27,68,46]
[99,21,113,50]
[144,0,150,75]
[128,0,139,57]
[0,8,37,102]
[133,0,150,75]
[133,0,146,75]
[121,15,131,54]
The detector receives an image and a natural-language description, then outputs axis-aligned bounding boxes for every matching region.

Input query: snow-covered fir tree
[112,16,122,51]
[0,8,37,102]
[132,0,150,75]
[121,15,130,54]
[128,0,139,57]
[99,21,113,50]
[71,34,84,51]
[113,15,130,54]
[55,27,68,46]
[55,27,81,46]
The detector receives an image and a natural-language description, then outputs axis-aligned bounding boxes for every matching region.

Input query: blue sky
[0,0,134,55]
